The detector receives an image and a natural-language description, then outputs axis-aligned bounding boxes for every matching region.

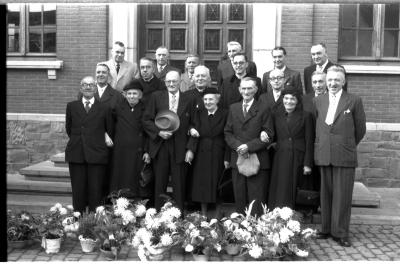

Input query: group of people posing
[65,40,366,248]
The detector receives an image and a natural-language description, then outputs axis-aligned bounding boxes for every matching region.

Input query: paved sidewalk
[7,222,400,261]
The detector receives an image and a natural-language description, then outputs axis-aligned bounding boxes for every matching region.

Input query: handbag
[217,168,235,203]
[139,163,154,187]
[296,188,320,206]
[236,153,260,177]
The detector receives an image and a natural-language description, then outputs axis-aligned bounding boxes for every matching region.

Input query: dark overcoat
[266,107,314,209]
[187,108,228,203]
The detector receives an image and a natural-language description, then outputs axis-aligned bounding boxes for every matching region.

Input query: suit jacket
[217,59,257,87]
[65,99,113,164]
[142,90,191,163]
[258,90,284,114]
[303,60,348,94]
[102,59,139,92]
[180,72,196,92]
[154,64,180,81]
[220,74,262,109]
[224,99,271,169]
[262,66,303,94]
[139,75,166,106]
[314,91,366,167]
[95,84,124,115]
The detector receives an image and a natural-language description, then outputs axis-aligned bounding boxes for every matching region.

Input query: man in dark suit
[138,57,166,106]
[65,76,114,213]
[261,46,303,94]
[224,77,271,216]
[154,46,180,82]
[180,54,200,92]
[314,65,366,247]
[142,70,192,211]
[216,41,257,87]
[259,68,285,113]
[220,53,262,109]
[304,43,347,94]
[302,71,327,115]
[95,63,124,111]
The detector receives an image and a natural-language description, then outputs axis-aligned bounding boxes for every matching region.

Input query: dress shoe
[316,232,330,239]
[332,236,351,247]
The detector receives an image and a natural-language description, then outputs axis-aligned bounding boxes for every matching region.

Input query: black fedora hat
[155,110,180,132]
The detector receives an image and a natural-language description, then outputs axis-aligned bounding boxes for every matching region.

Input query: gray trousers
[320,165,355,238]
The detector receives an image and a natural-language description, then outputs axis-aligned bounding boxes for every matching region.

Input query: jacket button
[288,137,292,141]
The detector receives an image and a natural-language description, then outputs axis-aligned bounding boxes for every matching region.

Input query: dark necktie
[116,63,120,74]
[84,101,90,113]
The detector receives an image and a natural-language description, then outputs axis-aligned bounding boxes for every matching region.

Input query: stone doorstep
[7,174,72,194]
[19,160,69,177]
[50,152,68,167]
[7,193,72,213]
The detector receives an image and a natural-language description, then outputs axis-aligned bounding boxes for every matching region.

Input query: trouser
[69,162,107,213]
[232,168,270,216]
[320,165,355,238]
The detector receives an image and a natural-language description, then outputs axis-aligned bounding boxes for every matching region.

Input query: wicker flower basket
[78,235,97,253]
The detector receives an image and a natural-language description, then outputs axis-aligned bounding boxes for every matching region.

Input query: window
[7,4,56,56]
[339,4,400,61]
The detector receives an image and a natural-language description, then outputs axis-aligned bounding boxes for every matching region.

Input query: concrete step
[7,174,71,194]
[50,152,68,168]
[19,160,70,182]
[7,193,72,213]
[352,182,381,207]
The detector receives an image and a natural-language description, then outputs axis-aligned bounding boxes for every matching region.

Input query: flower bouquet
[77,212,99,252]
[242,201,316,260]
[180,212,222,261]
[132,201,182,261]
[220,212,252,256]
[7,210,40,248]
[62,205,80,238]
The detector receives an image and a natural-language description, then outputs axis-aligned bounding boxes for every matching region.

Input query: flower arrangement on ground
[132,201,182,261]
[242,201,316,260]
[62,205,80,238]
[220,212,252,255]
[7,210,40,244]
[77,211,99,252]
[180,212,222,258]
[39,203,73,239]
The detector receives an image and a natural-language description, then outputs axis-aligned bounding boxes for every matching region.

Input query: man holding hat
[143,70,192,211]
[109,79,151,199]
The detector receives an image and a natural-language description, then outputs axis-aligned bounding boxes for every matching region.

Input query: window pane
[228,29,244,47]
[385,4,399,28]
[43,5,56,25]
[29,32,41,52]
[205,4,220,21]
[147,5,163,21]
[29,4,42,26]
[147,29,163,50]
[7,4,20,26]
[170,29,186,50]
[358,30,373,56]
[7,29,20,52]
[342,5,357,28]
[43,29,56,53]
[204,60,219,81]
[384,30,399,57]
[229,4,244,21]
[171,4,186,21]
[204,29,220,50]
[7,4,20,53]
[340,29,356,56]
[359,5,373,28]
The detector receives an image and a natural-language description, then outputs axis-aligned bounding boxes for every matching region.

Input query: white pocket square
[344,109,351,114]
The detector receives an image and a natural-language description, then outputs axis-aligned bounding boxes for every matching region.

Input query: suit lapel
[117,61,127,82]
[177,92,186,117]
[320,93,329,122]
[243,100,259,124]
[333,91,349,123]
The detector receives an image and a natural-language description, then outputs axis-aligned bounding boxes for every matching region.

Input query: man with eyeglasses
[65,76,114,213]
[261,46,303,94]
[138,57,166,106]
[216,41,257,87]
[219,52,262,109]
[142,70,192,211]
[259,68,285,113]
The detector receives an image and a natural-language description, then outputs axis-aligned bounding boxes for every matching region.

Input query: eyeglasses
[269,76,284,81]
[165,80,179,84]
[233,61,246,66]
[81,83,96,87]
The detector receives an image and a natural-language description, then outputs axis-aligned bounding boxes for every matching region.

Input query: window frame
[339,4,400,62]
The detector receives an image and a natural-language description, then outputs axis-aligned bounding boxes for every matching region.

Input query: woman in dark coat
[261,86,314,209]
[187,87,229,216]
[110,80,150,198]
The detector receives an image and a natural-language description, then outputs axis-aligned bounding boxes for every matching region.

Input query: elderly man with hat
[261,86,314,210]
[142,70,192,211]
[109,79,150,199]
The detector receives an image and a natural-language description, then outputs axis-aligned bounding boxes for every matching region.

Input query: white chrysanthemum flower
[21,214,30,221]
[223,219,232,228]
[72,222,79,231]
[200,221,209,228]
[114,207,125,216]
[136,228,152,246]
[54,203,62,210]
[146,208,157,217]
[241,220,249,228]
[278,207,293,220]
[295,249,309,257]
[272,233,280,246]
[185,244,194,252]
[287,220,300,233]
[279,227,294,243]
[67,204,74,210]
[210,230,218,239]
[73,211,80,218]
[188,223,195,230]
[135,204,147,217]
[96,206,105,214]
[168,207,181,218]
[116,197,129,210]
[166,222,177,231]
[230,212,240,219]
[137,245,147,261]
[215,243,222,252]
[190,229,200,238]
[50,206,57,212]
[301,228,316,239]
[248,244,263,259]
[121,210,135,225]
[160,233,173,246]
[209,218,218,226]
[59,207,68,215]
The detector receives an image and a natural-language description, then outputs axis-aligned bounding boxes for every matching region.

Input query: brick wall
[6,5,108,114]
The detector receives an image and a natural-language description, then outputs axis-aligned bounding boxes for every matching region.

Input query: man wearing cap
[138,57,166,106]
[65,76,114,213]
[109,79,150,198]
[101,41,139,92]
[142,70,192,211]
[224,77,271,216]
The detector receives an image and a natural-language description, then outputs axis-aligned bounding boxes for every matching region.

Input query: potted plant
[7,210,40,249]
[77,212,98,253]
[38,203,71,254]
[62,205,80,239]
[220,212,252,256]
[132,201,182,261]
[180,212,222,261]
